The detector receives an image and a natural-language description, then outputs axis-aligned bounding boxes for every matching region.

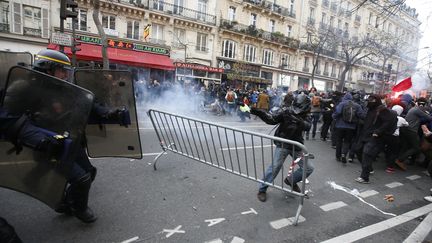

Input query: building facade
[0,0,422,92]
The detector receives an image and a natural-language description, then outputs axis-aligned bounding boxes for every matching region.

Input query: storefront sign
[51,32,73,47]
[174,63,224,73]
[227,73,272,84]
[75,34,170,56]
[217,59,261,77]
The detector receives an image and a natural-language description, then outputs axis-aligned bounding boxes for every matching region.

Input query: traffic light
[72,41,81,53]
[60,0,78,20]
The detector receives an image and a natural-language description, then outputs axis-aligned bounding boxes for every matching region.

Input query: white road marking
[406,175,421,180]
[205,239,223,243]
[205,218,226,227]
[321,203,432,243]
[386,182,404,188]
[359,190,379,198]
[320,201,347,212]
[120,236,139,243]
[231,236,245,243]
[142,152,167,157]
[241,208,258,215]
[162,225,185,238]
[270,215,306,229]
[403,212,432,243]
[328,181,396,216]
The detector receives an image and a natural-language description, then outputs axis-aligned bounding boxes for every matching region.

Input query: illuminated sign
[174,62,224,73]
[75,34,170,55]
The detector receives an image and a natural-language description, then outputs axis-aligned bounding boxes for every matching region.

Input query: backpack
[342,101,358,123]
[226,92,235,102]
[312,96,321,107]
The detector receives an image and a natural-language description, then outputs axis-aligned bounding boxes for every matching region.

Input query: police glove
[107,108,129,127]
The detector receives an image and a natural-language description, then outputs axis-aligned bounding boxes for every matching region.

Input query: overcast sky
[405,0,432,69]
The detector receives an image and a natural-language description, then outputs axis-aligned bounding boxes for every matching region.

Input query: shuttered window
[41,8,48,38]
[12,2,22,34]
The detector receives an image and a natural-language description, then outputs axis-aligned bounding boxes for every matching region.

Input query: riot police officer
[31,49,97,223]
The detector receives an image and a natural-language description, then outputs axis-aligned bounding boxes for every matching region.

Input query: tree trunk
[337,67,349,91]
[92,0,109,69]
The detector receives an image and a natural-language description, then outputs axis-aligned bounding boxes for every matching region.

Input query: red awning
[47,43,175,71]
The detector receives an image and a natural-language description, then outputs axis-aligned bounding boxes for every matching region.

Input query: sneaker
[395,160,407,171]
[331,145,336,149]
[385,167,395,173]
[336,157,341,162]
[347,158,354,163]
[284,177,301,193]
[369,170,375,175]
[257,191,267,202]
[424,196,432,203]
[355,177,370,184]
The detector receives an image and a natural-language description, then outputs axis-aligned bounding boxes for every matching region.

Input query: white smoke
[411,70,431,91]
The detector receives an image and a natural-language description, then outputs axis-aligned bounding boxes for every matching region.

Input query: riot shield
[74,70,143,159]
[0,66,94,209]
[0,51,32,96]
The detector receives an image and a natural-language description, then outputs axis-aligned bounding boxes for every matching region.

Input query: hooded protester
[354,94,397,183]
[252,93,314,202]
[332,92,366,163]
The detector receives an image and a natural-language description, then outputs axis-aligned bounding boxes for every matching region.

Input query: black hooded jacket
[360,98,397,141]
[251,107,310,147]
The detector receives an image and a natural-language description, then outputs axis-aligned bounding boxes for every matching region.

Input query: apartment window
[321,12,326,23]
[388,23,393,33]
[250,13,257,26]
[173,28,185,47]
[102,15,115,30]
[244,44,257,62]
[153,0,164,11]
[324,62,329,73]
[197,0,207,21]
[368,12,373,25]
[174,0,184,14]
[269,19,275,33]
[23,5,41,31]
[262,49,274,66]
[196,32,207,51]
[344,22,348,31]
[287,25,292,37]
[329,16,334,27]
[375,16,379,28]
[337,19,341,29]
[228,6,236,21]
[331,63,336,75]
[0,1,8,26]
[73,9,87,31]
[280,53,290,69]
[309,7,315,18]
[152,23,164,40]
[289,0,295,13]
[127,20,140,39]
[307,32,312,43]
[222,40,236,59]
[304,57,309,69]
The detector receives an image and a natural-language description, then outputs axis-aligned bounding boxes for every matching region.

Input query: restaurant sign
[175,62,224,73]
[75,34,170,56]
[217,59,261,77]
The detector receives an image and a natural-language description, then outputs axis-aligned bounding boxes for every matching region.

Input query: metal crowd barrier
[147,109,310,225]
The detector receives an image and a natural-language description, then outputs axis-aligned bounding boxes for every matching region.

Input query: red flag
[392,77,412,92]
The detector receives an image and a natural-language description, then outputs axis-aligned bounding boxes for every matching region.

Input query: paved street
[1,109,432,243]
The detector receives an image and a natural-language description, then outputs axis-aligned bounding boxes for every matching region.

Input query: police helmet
[292,93,311,115]
[33,49,71,74]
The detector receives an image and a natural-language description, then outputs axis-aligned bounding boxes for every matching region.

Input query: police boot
[68,173,97,223]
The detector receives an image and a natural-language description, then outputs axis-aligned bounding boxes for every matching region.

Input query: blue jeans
[259,146,314,192]
[308,112,320,138]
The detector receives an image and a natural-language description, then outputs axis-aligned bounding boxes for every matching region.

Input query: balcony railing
[220,19,300,49]
[309,0,317,5]
[323,71,329,76]
[23,27,42,37]
[148,0,216,25]
[355,15,361,23]
[307,18,315,26]
[0,22,9,33]
[322,0,329,8]
[319,22,328,30]
[195,46,209,52]
[148,38,166,46]
[331,73,336,77]
[314,69,321,75]
[303,67,310,72]
[243,0,296,19]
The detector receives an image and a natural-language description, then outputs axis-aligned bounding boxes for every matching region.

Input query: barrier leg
[153,143,175,171]
[293,200,303,226]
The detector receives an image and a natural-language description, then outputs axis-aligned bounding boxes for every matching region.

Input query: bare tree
[92,0,109,69]
[336,33,376,91]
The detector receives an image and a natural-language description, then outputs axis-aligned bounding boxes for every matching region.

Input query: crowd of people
[137,81,432,201]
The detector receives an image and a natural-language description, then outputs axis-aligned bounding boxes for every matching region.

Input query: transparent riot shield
[74,70,143,159]
[0,51,32,95]
[0,66,94,209]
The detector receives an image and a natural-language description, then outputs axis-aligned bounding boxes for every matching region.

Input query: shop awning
[47,43,175,71]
